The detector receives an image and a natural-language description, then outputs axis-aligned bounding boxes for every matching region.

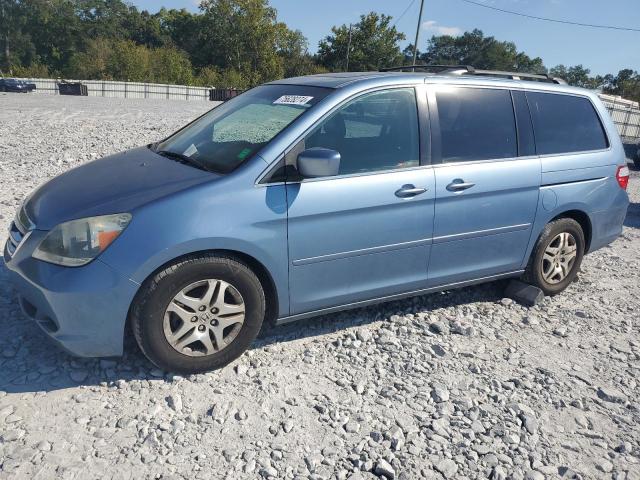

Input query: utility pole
[345,23,352,71]
[412,0,425,66]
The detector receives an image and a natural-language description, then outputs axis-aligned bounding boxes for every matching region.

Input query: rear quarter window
[526,92,609,155]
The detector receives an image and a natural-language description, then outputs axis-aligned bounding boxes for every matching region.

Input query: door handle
[446,179,476,192]
[395,184,428,198]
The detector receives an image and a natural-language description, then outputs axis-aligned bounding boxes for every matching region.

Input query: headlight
[33,213,131,267]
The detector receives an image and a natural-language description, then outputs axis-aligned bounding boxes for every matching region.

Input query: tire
[523,218,585,296]
[131,254,265,374]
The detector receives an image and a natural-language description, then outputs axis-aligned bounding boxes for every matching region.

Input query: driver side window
[292,88,420,177]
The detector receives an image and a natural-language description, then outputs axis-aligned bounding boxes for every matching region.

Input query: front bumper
[4,229,140,357]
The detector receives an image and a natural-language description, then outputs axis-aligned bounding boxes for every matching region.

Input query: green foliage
[419,29,545,73]
[0,0,637,104]
[1,0,319,85]
[11,62,50,78]
[318,12,405,71]
[549,64,601,89]
[601,69,640,102]
[150,45,193,85]
[67,37,112,79]
[67,38,194,84]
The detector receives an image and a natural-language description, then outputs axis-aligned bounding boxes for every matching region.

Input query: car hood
[26,146,220,230]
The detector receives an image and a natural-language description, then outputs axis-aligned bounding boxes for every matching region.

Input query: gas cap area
[542,189,558,212]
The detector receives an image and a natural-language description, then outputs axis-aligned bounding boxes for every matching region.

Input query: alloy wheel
[163,279,245,357]
[541,232,577,284]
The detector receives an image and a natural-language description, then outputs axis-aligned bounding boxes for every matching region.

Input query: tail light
[616,165,629,190]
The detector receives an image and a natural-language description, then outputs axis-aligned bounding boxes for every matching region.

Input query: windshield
[154,84,331,173]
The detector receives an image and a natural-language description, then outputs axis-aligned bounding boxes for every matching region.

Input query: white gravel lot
[1,93,639,480]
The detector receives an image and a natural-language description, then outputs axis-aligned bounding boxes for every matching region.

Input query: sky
[129,0,640,76]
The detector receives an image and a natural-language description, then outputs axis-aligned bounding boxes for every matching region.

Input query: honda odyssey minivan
[5,68,630,373]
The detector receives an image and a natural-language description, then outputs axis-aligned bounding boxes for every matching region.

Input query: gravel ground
[1,93,639,480]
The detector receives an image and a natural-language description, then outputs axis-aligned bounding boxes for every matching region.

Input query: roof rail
[379,64,567,84]
[465,69,567,84]
[379,64,474,73]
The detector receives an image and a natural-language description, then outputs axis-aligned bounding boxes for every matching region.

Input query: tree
[157,8,204,63]
[549,64,601,89]
[601,69,640,102]
[197,0,298,85]
[67,37,113,79]
[1,0,637,103]
[150,45,193,85]
[17,0,84,73]
[421,29,544,73]
[0,1,43,74]
[278,28,325,78]
[106,39,151,82]
[318,12,405,71]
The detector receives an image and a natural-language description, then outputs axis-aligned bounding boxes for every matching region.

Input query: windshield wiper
[155,149,210,172]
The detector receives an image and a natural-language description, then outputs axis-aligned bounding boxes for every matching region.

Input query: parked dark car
[0,78,36,93]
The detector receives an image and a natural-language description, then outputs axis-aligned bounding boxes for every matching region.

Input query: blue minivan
[5,69,630,373]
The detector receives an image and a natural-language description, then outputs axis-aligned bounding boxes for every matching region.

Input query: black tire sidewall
[529,219,585,295]
[134,256,265,374]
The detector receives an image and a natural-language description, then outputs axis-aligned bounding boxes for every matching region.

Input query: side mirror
[297,148,341,178]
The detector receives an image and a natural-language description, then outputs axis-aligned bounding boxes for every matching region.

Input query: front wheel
[524,218,585,296]
[131,254,266,374]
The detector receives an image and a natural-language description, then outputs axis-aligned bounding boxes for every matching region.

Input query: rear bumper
[4,230,139,357]
[588,195,630,253]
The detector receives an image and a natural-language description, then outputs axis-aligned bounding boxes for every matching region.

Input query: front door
[427,86,541,285]
[285,87,435,314]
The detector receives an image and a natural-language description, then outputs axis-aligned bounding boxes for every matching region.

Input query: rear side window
[435,87,517,162]
[526,92,608,155]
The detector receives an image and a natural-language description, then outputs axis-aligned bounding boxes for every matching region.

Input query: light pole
[412,0,425,66]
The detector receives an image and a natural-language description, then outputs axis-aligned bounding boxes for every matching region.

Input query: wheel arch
[550,209,593,252]
[125,249,280,344]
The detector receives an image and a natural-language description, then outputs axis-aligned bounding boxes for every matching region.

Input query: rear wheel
[131,254,265,374]
[524,218,585,296]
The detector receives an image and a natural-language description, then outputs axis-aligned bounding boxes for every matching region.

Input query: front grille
[16,204,34,232]
[6,222,24,258]
[6,205,31,259]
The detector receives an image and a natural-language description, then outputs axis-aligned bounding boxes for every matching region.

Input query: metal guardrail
[7,78,640,141]
[13,77,213,101]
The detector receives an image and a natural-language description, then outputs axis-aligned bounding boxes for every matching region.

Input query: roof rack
[380,64,474,73]
[379,64,567,84]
